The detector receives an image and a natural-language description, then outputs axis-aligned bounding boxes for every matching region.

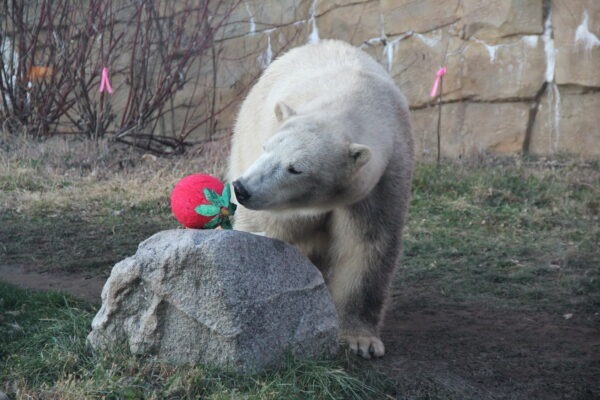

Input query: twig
[436,75,443,166]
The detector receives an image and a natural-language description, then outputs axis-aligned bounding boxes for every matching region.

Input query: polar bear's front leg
[328,207,401,359]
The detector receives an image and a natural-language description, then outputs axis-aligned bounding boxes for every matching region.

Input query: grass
[0,135,599,398]
[0,135,228,272]
[400,159,599,318]
[0,283,393,399]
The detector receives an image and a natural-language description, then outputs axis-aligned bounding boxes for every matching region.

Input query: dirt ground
[2,263,598,400]
[382,292,599,400]
[0,264,106,304]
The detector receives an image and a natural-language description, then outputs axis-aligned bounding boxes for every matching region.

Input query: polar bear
[228,40,414,359]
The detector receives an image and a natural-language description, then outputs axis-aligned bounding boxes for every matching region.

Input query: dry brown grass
[0,132,231,271]
[0,132,231,211]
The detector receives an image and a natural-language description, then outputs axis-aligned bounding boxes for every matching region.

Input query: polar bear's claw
[342,334,385,359]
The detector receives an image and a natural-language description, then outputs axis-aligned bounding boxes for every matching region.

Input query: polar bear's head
[232,102,372,211]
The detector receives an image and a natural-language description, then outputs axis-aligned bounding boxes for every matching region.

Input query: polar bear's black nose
[233,180,251,204]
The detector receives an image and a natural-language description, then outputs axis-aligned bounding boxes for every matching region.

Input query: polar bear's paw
[341,333,385,359]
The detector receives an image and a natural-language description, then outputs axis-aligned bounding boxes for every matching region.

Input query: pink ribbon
[99,67,113,94]
[430,66,447,98]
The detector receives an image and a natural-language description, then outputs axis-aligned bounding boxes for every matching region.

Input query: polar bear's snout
[232,180,251,204]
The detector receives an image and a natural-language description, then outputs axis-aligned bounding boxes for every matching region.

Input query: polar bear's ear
[349,143,371,170]
[274,102,297,123]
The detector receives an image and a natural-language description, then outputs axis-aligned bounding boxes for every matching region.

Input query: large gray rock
[87,229,338,373]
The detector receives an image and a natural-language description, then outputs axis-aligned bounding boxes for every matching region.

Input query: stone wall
[211,0,599,159]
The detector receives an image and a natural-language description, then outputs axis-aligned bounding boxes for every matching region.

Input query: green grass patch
[0,282,392,399]
[401,162,599,316]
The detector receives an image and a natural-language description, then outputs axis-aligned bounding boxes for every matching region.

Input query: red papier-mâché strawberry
[170,174,236,229]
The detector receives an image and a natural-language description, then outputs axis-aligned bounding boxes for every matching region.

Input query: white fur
[228,40,414,359]
[228,40,402,191]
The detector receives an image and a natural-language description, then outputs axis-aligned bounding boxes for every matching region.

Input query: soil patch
[381,295,600,399]
[0,264,105,304]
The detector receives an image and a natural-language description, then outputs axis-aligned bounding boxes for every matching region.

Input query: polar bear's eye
[287,165,302,175]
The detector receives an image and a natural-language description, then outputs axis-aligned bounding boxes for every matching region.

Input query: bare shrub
[0,0,254,154]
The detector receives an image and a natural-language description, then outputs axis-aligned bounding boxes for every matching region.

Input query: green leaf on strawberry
[203,215,222,229]
[221,219,233,230]
[203,188,222,207]
[222,185,231,206]
[195,182,237,229]
[195,204,220,217]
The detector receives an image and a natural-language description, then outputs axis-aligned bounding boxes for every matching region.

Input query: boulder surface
[87,229,338,373]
